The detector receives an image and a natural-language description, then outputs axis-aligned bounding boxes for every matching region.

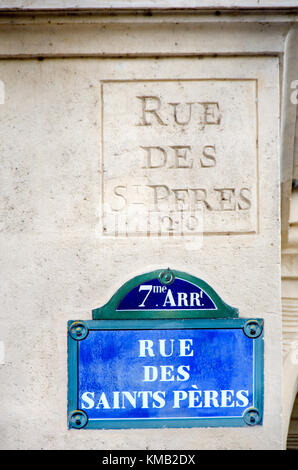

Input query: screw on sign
[69,321,88,341]
[244,320,263,338]
[244,408,261,426]
[159,269,175,285]
[70,410,88,429]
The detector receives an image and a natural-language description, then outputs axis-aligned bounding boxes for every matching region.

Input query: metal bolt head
[69,321,88,341]
[243,320,263,338]
[243,407,261,426]
[159,269,175,285]
[69,410,88,429]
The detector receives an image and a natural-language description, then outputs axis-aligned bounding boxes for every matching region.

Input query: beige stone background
[0,5,297,450]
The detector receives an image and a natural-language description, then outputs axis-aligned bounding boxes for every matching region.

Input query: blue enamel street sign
[68,269,264,429]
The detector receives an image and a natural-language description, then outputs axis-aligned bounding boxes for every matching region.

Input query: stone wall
[0,10,291,449]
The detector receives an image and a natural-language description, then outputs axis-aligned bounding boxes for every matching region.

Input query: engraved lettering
[148,185,170,211]
[113,185,127,210]
[111,185,253,214]
[160,215,175,233]
[141,146,167,169]
[137,96,167,126]
[169,102,194,125]
[172,189,189,211]
[214,188,236,211]
[238,188,252,210]
[201,145,216,167]
[190,188,213,211]
[170,146,193,169]
[199,102,221,125]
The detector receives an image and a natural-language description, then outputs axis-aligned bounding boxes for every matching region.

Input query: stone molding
[0,1,297,12]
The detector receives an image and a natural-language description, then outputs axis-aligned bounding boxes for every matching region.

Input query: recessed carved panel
[101,79,258,236]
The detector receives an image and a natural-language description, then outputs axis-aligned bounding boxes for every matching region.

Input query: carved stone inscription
[102,80,257,236]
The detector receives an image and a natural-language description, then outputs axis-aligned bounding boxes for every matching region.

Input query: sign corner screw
[243,407,261,426]
[243,319,263,338]
[68,321,89,341]
[69,409,88,429]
